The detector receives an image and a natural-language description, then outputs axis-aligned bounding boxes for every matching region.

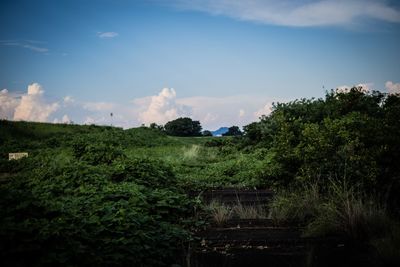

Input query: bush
[110,158,177,188]
[0,158,195,267]
[164,117,202,137]
[72,139,124,165]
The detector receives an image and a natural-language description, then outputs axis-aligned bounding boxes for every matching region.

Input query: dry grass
[207,200,233,225]
[233,202,267,219]
[207,199,268,225]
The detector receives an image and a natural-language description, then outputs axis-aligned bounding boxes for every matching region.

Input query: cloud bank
[0,89,19,120]
[13,83,59,122]
[0,83,59,122]
[171,0,400,27]
[3,81,399,130]
[138,88,191,125]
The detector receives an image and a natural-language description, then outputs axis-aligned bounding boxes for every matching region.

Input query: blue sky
[1,0,400,129]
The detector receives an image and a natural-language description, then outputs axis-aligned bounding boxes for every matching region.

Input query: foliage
[72,140,124,165]
[270,180,399,245]
[0,129,198,266]
[269,181,400,266]
[164,117,202,137]
[242,88,400,207]
[202,130,213,137]
[149,122,164,131]
[110,158,177,188]
[222,126,243,136]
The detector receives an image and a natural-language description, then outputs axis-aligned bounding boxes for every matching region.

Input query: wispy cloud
[97,32,119,38]
[0,40,48,53]
[170,0,400,27]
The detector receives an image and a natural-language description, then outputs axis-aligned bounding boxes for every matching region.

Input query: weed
[233,203,267,219]
[207,201,233,225]
[183,145,201,160]
[269,182,321,225]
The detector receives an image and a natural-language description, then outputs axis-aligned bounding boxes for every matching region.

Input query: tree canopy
[164,117,202,137]
[241,87,400,207]
[222,126,243,136]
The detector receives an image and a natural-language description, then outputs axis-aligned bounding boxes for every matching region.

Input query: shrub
[110,158,177,188]
[72,139,124,165]
[269,183,321,225]
[0,157,194,267]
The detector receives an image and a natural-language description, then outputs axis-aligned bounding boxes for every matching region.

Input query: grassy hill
[0,120,265,190]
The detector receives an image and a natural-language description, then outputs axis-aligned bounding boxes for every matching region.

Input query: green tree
[149,122,164,131]
[164,117,202,137]
[202,130,213,136]
[222,126,243,136]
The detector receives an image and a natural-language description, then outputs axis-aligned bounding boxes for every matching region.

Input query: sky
[1,0,400,130]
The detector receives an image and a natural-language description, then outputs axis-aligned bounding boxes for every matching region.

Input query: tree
[149,122,164,131]
[164,117,202,137]
[202,130,213,137]
[222,126,243,136]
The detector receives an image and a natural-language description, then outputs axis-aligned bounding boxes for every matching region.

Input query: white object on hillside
[9,152,28,161]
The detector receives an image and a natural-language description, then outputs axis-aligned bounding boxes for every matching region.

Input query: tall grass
[206,199,267,225]
[207,200,233,225]
[269,182,321,225]
[269,180,400,264]
[233,203,267,219]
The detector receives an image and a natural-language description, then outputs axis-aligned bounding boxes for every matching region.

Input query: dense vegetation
[243,88,400,203]
[1,87,399,266]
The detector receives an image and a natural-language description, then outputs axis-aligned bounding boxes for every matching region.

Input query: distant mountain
[211,127,229,136]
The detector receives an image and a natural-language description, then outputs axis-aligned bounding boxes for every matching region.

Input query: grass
[206,198,268,225]
[269,180,400,265]
[233,203,267,220]
[269,182,321,225]
[207,201,233,225]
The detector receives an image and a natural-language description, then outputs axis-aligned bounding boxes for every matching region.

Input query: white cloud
[139,88,191,125]
[385,81,400,94]
[53,115,71,124]
[176,94,281,130]
[2,84,286,130]
[63,96,74,105]
[171,0,400,27]
[254,103,274,118]
[84,116,96,125]
[13,83,59,122]
[0,89,19,120]
[97,32,119,38]
[203,112,219,125]
[62,114,71,123]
